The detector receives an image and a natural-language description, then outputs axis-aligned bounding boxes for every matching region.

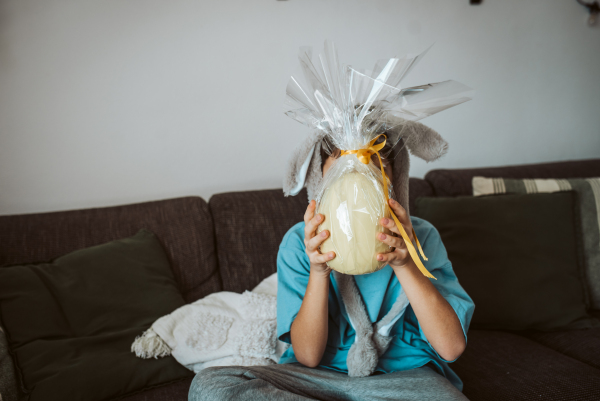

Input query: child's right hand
[304,200,335,276]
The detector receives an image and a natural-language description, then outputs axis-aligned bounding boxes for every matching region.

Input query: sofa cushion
[416,192,598,330]
[408,177,434,217]
[454,330,600,401]
[472,176,600,310]
[0,229,193,401]
[425,158,600,197]
[0,196,220,303]
[209,189,309,293]
[520,328,600,370]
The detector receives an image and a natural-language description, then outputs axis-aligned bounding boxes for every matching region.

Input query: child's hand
[376,198,415,270]
[304,200,335,276]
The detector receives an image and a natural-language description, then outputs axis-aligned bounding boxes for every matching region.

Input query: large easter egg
[317,171,392,275]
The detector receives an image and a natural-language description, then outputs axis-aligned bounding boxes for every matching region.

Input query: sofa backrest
[425,158,600,197]
[209,188,308,293]
[210,178,435,293]
[0,197,221,303]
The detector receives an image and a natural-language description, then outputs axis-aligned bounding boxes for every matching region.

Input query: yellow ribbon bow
[341,134,436,280]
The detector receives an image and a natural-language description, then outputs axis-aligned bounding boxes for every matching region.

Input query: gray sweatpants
[188,363,469,401]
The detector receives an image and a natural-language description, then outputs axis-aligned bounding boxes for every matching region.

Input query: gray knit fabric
[333,271,409,377]
[188,363,468,401]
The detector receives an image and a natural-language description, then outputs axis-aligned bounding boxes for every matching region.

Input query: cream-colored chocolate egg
[317,171,392,275]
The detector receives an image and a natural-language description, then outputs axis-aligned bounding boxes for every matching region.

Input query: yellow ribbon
[341,134,436,280]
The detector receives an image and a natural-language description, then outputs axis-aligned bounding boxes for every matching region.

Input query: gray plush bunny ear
[399,120,448,162]
[283,130,325,198]
[284,144,315,196]
[385,118,448,162]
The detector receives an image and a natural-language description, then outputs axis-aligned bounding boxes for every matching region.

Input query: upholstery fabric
[452,330,600,401]
[408,177,434,217]
[0,197,220,303]
[521,328,600,370]
[425,158,600,197]
[209,189,309,293]
[416,192,598,331]
[116,378,193,401]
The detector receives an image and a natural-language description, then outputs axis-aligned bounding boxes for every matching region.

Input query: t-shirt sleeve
[413,218,475,363]
[276,226,311,344]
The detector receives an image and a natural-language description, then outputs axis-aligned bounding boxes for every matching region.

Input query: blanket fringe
[131,328,171,359]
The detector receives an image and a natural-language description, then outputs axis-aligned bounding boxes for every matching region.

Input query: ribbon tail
[412,227,428,261]
[389,208,437,280]
[344,135,433,278]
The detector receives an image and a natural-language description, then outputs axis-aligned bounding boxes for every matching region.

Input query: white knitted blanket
[131,273,288,372]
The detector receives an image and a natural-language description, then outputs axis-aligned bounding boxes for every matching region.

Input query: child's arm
[290,200,335,368]
[376,199,467,362]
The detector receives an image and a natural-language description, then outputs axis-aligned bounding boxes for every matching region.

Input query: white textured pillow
[131,273,289,372]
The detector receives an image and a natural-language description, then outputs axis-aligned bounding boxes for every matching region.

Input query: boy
[189,147,474,401]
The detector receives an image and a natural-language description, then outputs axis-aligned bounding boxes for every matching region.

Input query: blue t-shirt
[276,216,475,391]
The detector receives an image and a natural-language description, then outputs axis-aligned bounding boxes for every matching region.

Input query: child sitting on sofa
[188,134,475,401]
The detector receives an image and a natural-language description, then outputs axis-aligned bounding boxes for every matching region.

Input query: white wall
[0,0,598,214]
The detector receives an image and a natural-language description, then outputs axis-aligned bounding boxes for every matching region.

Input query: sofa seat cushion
[454,330,600,401]
[520,328,600,370]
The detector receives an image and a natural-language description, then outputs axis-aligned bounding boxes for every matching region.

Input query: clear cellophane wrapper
[316,154,394,274]
[285,41,472,275]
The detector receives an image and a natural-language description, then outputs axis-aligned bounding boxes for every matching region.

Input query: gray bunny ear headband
[283,118,450,209]
[283,129,326,201]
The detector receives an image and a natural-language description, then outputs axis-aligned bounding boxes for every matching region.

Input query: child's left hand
[375,198,415,270]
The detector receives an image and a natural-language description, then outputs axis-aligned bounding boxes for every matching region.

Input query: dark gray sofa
[1,158,599,401]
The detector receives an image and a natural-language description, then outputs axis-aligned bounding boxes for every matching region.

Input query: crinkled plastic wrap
[284,41,473,275]
[318,157,393,274]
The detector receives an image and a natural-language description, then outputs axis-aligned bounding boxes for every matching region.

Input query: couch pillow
[416,192,599,331]
[473,176,600,310]
[0,229,193,401]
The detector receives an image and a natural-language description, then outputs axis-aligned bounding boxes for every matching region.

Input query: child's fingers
[303,200,316,224]
[304,213,324,243]
[376,232,403,249]
[306,229,329,252]
[388,199,409,225]
[312,251,335,264]
[376,251,396,263]
[376,248,407,263]
[379,217,400,236]
[379,216,414,242]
